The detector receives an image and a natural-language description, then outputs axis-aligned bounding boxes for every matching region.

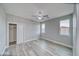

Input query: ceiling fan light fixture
[32,10,49,20]
[38,16,42,20]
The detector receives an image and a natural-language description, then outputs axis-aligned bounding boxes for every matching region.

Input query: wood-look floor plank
[3,39,72,56]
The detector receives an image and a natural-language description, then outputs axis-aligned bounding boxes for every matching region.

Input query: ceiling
[2,3,74,22]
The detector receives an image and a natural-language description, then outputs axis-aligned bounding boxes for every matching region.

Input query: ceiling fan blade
[43,15,49,18]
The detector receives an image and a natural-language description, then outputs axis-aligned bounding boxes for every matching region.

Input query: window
[41,23,45,33]
[60,19,70,36]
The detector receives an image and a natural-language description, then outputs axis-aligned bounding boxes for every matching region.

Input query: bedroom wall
[0,5,7,55]
[6,14,40,46]
[41,14,73,48]
[76,3,79,56]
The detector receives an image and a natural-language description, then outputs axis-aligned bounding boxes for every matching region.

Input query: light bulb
[38,16,42,20]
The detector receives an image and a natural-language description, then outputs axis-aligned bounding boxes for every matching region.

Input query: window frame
[59,19,70,36]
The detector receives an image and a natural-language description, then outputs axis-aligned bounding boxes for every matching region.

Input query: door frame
[7,22,17,47]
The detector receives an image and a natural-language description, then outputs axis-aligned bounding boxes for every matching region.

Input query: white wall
[41,14,73,48]
[0,5,7,55]
[76,4,79,56]
[6,14,40,46]
[23,20,40,42]
[72,4,77,56]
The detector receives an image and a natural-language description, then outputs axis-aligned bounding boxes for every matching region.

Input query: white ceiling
[2,3,74,22]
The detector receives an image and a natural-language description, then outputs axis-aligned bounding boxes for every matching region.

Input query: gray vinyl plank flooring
[3,39,72,56]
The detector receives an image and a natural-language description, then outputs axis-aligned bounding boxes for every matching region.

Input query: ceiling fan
[32,10,49,20]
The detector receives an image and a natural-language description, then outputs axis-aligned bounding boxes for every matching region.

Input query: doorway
[9,24,17,46]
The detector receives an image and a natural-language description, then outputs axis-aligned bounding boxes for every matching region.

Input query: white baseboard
[40,36,73,49]
[1,46,7,56]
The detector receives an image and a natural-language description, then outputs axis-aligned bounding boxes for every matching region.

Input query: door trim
[7,22,17,47]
